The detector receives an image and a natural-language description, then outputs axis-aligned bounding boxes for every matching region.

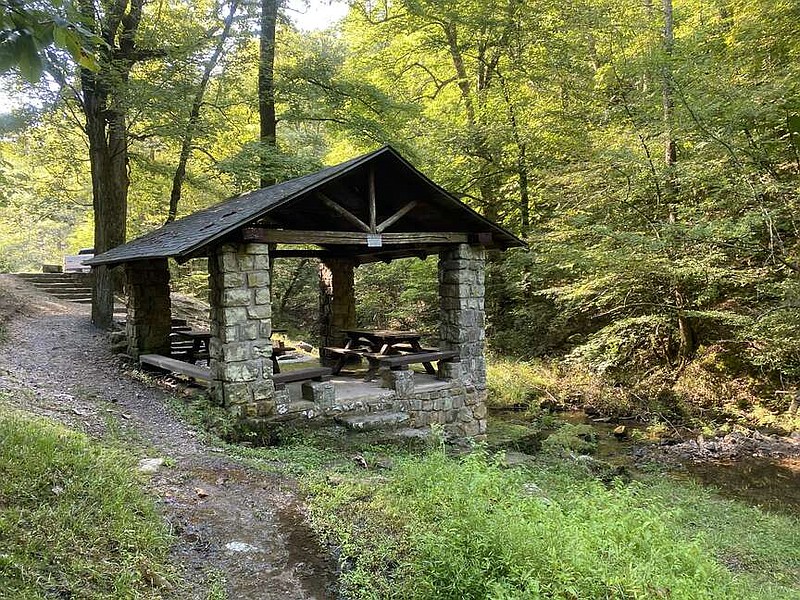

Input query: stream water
[490,409,800,515]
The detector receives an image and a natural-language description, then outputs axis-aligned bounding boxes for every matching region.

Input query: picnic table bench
[139,356,331,391]
[325,329,458,379]
[327,329,437,375]
[140,353,211,382]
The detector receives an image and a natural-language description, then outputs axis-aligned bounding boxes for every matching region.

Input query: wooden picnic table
[171,329,210,364]
[331,329,437,376]
[171,328,292,370]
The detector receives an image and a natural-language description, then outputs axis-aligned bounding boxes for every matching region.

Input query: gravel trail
[0,274,337,599]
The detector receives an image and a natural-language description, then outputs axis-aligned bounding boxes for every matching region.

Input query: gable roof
[87,145,524,267]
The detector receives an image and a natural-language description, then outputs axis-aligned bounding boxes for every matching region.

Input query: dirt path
[0,274,337,599]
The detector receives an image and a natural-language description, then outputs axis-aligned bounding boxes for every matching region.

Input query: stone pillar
[125,259,171,359]
[439,244,486,389]
[208,243,275,418]
[318,258,356,365]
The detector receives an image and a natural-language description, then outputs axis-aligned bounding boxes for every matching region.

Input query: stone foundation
[265,373,486,438]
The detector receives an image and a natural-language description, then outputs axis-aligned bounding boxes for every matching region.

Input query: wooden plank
[140,354,211,381]
[242,228,468,245]
[318,193,372,233]
[374,350,459,367]
[376,200,419,233]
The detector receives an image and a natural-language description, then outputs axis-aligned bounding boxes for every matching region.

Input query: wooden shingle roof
[88,146,524,267]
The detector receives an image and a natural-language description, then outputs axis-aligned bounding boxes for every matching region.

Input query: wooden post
[368,167,377,233]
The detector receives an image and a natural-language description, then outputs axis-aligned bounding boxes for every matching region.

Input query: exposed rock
[637,430,800,464]
[137,457,165,473]
[225,541,261,553]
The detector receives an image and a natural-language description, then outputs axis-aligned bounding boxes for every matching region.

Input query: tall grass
[0,406,173,598]
[307,450,800,599]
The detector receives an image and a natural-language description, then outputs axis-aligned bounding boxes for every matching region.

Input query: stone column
[439,244,486,389]
[208,243,275,418]
[125,259,171,359]
[318,258,356,365]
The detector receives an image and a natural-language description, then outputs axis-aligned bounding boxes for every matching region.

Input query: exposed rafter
[318,193,371,233]
[376,200,419,233]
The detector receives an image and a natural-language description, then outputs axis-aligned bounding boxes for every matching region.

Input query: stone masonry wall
[438,244,488,437]
[208,243,276,418]
[125,259,171,359]
[439,244,487,388]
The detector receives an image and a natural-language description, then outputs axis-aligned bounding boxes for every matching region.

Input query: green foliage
[0,0,101,82]
[541,423,598,455]
[356,257,439,335]
[307,450,800,599]
[486,358,551,410]
[0,404,172,598]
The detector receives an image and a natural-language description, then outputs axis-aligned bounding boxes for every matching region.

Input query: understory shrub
[307,450,798,599]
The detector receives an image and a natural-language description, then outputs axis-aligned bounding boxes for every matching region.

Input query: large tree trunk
[259,0,278,188]
[78,0,147,329]
[87,107,129,328]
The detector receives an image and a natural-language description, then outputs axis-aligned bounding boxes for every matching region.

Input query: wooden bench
[369,350,459,372]
[140,354,211,382]
[272,367,332,390]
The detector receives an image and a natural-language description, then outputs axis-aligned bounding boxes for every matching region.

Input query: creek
[490,409,800,515]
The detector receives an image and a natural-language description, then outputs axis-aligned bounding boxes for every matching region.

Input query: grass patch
[0,404,173,598]
[306,449,800,600]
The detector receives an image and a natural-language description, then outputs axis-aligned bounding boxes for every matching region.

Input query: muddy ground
[0,274,338,599]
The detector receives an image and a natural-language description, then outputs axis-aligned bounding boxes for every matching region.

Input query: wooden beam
[368,168,376,233]
[353,247,443,264]
[318,193,372,233]
[242,227,468,245]
[270,249,332,259]
[376,200,419,233]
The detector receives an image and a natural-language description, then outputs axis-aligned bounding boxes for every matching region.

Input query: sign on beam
[367,234,383,247]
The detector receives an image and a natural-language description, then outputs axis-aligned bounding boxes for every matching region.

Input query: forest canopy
[1,0,798,422]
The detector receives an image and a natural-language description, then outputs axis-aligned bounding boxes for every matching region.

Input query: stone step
[38,282,92,289]
[336,411,410,432]
[41,288,93,296]
[16,273,79,281]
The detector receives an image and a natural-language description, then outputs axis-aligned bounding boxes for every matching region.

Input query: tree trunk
[167,0,240,223]
[259,0,278,188]
[78,0,147,329]
[82,71,130,328]
[662,0,677,221]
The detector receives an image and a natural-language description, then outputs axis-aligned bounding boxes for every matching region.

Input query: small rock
[138,458,165,473]
[352,454,368,469]
[297,341,313,352]
[501,451,535,467]
[612,425,627,439]
[194,487,209,498]
[375,457,394,470]
[225,541,260,553]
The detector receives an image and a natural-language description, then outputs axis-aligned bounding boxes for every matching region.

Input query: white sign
[64,254,93,273]
[366,234,383,248]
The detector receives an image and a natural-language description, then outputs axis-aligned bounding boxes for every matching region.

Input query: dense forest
[1,0,799,427]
